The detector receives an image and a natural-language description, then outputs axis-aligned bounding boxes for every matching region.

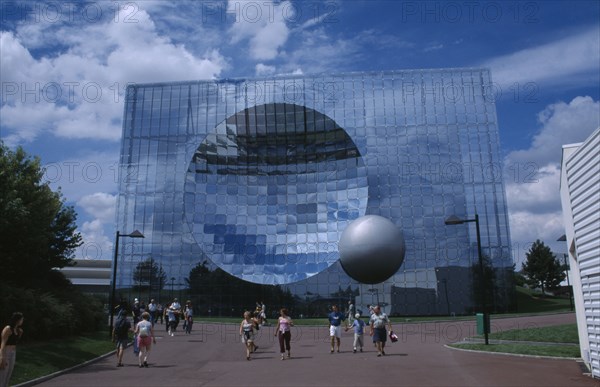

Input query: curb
[13,350,117,387]
[444,344,581,361]
[461,337,579,346]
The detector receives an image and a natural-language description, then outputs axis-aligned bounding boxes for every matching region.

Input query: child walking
[346,313,366,353]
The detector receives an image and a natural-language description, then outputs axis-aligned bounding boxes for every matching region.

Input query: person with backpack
[112,310,131,367]
[132,298,141,355]
[134,312,156,368]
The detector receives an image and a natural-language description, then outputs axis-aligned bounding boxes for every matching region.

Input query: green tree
[185,260,295,316]
[186,260,211,295]
[132,257,167,292]
[513,266,527,287]
[522,240,566,295]
[331,285,359,300]
[0,142,82,288]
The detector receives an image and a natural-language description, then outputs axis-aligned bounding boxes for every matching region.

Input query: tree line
[0,142,105,339]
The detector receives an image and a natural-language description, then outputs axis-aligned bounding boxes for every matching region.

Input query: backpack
[115,318,128,335]
[139,324,150,337]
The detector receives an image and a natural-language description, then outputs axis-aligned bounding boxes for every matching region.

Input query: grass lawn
[487,323,579,343]
[451,323,580,359]
[10,331,115,386]
[515,286,572,313]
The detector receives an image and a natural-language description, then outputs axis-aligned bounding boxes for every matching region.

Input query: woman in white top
[239,311,256,360]
[134,312,156,367]
[274,308,294,360]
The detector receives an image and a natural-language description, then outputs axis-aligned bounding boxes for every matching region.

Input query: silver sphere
[338,215,405,284]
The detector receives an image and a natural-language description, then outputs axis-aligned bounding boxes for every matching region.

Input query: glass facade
[116,69,515,316]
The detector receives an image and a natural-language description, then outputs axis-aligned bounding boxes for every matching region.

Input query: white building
[60,259,112,296]
[559,127,600,379]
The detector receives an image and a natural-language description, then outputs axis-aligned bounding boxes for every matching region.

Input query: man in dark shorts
[112,310,131,367]
[369,305,392,357]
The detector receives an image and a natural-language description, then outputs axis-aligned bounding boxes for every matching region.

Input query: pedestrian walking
[347,300,355,323]
[346,313,365,353]
[148,299,157,326]
[167,306,177,336]
[369,305,392,357]
[240,311,256,360]
[260,301,268,326]
[327,305,345,353]
[132,298,141,355]
[134,312,156,367]
[274,308,294,360]
[170,298,182,334]
[184,300,193,334]
[156,303,164,324]
[112,309,131,367]
[0,312,24,387]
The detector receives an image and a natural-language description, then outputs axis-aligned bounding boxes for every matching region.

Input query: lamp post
[109,230,144,336]
[445,214,489,345]
[557,235,574,312]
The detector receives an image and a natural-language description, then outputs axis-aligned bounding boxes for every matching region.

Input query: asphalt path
[32,313,598,387]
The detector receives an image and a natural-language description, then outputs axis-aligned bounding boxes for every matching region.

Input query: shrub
[0,284,105,340]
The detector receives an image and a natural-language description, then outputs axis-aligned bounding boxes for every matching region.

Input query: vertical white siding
[564,128,600,379]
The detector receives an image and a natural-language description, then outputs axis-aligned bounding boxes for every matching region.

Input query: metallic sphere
[338,215,405,284]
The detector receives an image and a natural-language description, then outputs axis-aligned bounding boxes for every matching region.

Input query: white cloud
[227,0,291,60]
[75,192,117,260]
[281,28,413,74]
[505,164,562,214]
[509,210,565,265]
[423,43,444,52]
[483,26,600,88]
[0,8,226,144]
[506,96,600,166]
[77,219,113,260]
[77,193,117,223]
[505,96,599,265]
[255,63,276,76]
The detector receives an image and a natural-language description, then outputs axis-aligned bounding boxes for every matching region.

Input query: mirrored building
[116,69,515,316]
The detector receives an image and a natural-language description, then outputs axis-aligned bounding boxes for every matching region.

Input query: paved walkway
[31,313,598,387]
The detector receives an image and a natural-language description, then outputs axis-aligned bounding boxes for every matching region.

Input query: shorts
[116,339,128,349]
[372,327,387,343]
[137,335,152,348]
[329,325,342,338]
[242,331,254,344]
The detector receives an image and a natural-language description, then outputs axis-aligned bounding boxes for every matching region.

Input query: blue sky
[1,0,599,267]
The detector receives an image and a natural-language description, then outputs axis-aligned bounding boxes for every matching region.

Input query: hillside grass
[515,286,573,313]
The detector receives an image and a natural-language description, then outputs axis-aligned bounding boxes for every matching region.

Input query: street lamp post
[109,230,144,336]
[445,214,489,345]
